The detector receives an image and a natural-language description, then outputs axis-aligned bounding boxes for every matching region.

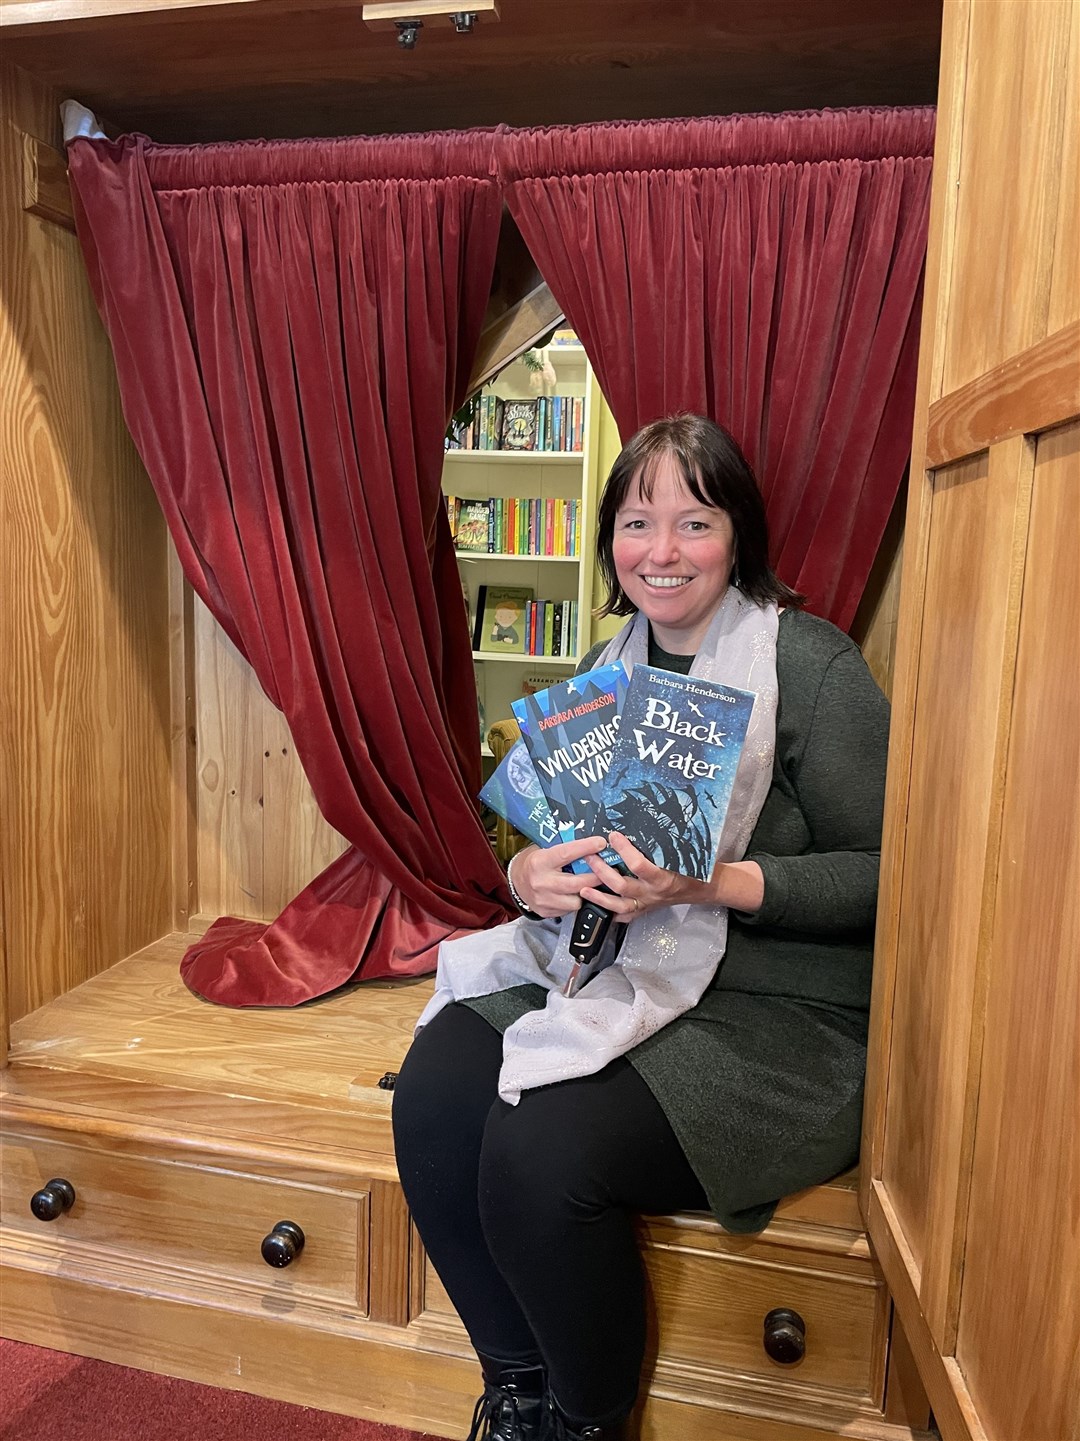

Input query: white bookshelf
[443,344,605,759]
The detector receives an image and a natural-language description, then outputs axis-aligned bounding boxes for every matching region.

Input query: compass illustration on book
[507,740,543,799]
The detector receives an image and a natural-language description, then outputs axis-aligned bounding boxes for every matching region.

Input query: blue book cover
[479,740,562,850]
[599,666,756,880]
[511,663,629,868]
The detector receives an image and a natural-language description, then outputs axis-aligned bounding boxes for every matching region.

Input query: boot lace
[466,1381,529,1441]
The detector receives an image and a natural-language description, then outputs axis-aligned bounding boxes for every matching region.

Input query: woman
[392,415,889,1441]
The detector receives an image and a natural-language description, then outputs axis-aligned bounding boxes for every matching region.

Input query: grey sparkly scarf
[416,587,779,1103]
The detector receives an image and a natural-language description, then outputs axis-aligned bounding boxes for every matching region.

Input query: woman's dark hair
[594,413,806,618]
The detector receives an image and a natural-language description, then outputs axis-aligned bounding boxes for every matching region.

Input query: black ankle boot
[541,1394,631,1440]
[465,1355,547,1441]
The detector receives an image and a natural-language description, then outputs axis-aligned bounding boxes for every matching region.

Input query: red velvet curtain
[67,131,513,1005]
[493,109,935,628]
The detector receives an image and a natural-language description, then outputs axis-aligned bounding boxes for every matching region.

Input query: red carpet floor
[0,1338,440,1441]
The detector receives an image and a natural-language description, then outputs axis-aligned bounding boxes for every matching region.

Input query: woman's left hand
[579,831,701,919]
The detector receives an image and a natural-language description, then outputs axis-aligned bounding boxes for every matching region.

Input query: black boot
[465,1355,547,1441]
[541,1394,632,1440]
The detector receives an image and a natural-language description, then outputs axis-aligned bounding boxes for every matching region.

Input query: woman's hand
[509,836,610,919]
[581,832,766,918]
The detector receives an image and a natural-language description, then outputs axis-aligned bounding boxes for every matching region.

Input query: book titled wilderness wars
[599,667,756,880]
[511,663,629,868]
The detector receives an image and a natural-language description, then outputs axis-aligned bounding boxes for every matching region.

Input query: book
[599,666,756,880]
[456,499,491,553]
[479,740,562,849]
[511,663,630,850]
[501,399,539,451]
[479,585,533,654]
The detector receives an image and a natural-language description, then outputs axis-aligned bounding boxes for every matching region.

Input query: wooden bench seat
[0,931,926,1441]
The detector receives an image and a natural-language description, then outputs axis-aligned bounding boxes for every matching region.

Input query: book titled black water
[511,662,629,868]
[599,666,756,880]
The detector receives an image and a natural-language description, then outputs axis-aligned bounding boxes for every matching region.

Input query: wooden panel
[2,1132,368,1308]
[943,0,1075,392]
[194,598,347,921]
[0,61,173,1025]
[1047,0,1080,334]
[861,0,973,1219]
[879,439,1032,1340]
[955,422,1080,1441]
[0,0,942,144]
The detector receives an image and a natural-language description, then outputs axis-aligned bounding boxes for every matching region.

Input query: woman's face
[611,455,736,654]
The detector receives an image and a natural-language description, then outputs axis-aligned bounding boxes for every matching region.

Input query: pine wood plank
[0,61,173,1024]
[953,422,1080,1441]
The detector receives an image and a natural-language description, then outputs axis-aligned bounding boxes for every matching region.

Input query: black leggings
[391,1004,708,1426]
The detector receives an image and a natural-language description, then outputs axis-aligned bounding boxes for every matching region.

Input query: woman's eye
[685,521,709,532]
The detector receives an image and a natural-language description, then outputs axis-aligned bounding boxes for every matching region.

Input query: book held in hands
[483,663,756,885]
[599,667,755,880]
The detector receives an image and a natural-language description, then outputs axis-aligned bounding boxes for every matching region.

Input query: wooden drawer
[1,1132,368,1311]
[643,1224,887,1401]
[415,1215,887,1406]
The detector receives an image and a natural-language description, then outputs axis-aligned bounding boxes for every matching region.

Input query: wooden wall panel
[955,422,1080,1441]
[879,440,1031,1324]
[943,0,1076,393]
[1047,0,1080,335]
[193,598,346,924]
[0,62,173,1024]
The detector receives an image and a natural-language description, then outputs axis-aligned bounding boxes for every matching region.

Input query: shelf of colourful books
[443,344,610,765]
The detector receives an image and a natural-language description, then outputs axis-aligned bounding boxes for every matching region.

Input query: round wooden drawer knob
[261,1220,306,1267]
[763,1307,806,1364]
[30,1178,77,1222]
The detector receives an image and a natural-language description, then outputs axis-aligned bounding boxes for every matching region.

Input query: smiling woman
[392,413,891,1440]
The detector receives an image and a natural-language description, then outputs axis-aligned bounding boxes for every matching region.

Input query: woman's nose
[647,529,680,565]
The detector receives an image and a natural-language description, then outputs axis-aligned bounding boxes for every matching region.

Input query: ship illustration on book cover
[599,666,756,880]
[511,662,629,856]
[479,740,561,850]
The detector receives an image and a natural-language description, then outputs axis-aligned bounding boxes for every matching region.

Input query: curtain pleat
[493,108,934,626]
[68,130,512,1006]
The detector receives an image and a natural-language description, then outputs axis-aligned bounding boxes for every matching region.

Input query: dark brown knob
[261,1220,305,1267]
[30,1178,76,1221]
[763,1307,806,1364]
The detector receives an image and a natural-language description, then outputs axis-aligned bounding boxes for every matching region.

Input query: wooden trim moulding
[20,131,74,230]
[867,1182,986,1441]
[926,319,1080,467]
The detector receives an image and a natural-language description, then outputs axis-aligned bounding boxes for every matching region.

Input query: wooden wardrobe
[1,3,1076,1440]
[860,3,1080,1440]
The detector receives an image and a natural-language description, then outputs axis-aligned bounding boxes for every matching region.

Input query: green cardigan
[467,609,889,1232]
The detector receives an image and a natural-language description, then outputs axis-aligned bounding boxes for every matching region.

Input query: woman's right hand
[509,836,609,919]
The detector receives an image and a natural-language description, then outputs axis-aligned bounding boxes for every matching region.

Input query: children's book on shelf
[599,666,755,880]
[476,585,534,655]
[456,499,491,552]
[479,740,562,850]
[511,663,629,857]
[501,399,539,451]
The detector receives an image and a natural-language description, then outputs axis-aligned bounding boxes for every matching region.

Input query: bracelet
[506,848,543,921]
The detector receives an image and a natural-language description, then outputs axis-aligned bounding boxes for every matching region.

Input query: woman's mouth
[641,575,690,589]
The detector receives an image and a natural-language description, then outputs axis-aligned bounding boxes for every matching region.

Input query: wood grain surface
[0,62,173,1024]
[0,0,941,144]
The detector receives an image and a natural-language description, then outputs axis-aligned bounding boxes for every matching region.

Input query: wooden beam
[468,280,563,394]
[21,131,74,230]
[926,319,1080,467]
